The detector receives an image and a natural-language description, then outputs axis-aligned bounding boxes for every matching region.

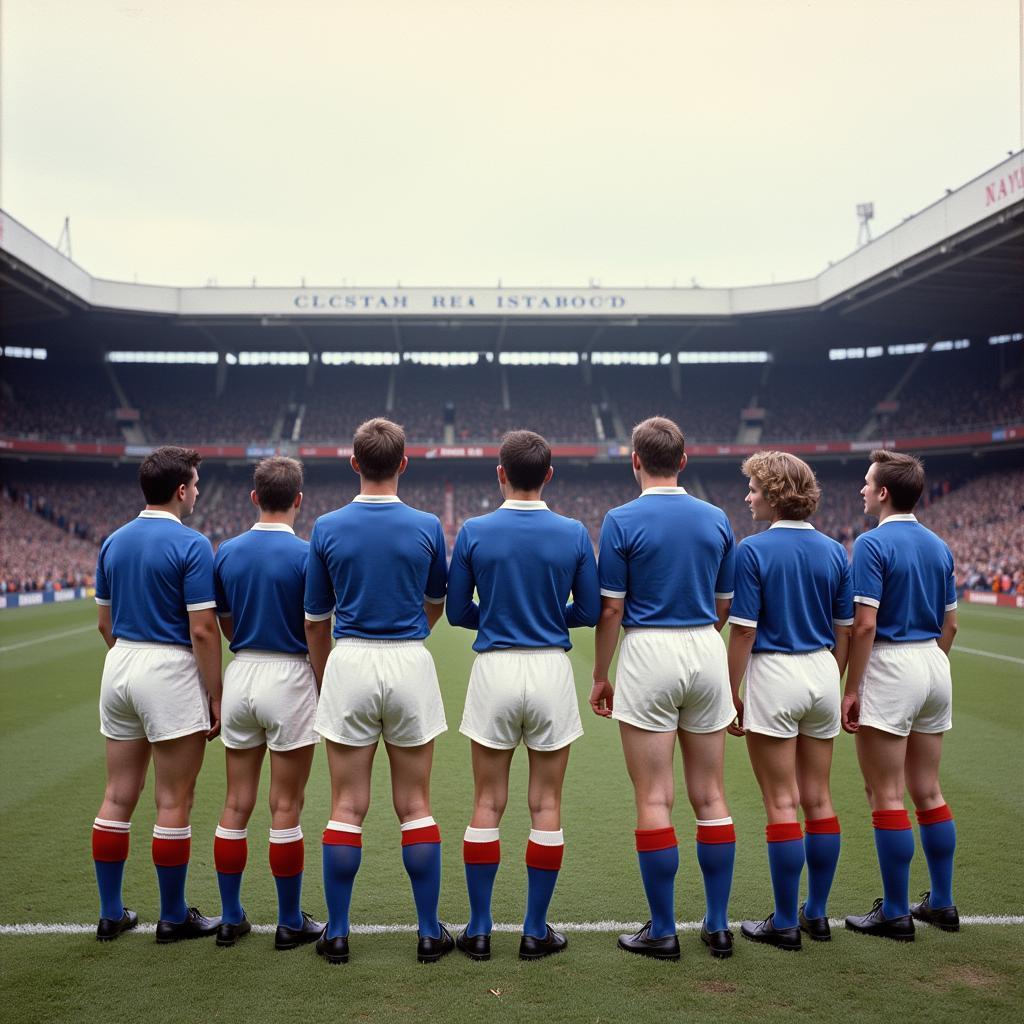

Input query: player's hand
[207,698,222,741]
[841,693,860,733]
[727,696,745,737]
[589,679,614,717]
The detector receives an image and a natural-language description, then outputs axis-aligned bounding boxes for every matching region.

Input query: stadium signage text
[984,165,1024,207]
[291,291,628,314]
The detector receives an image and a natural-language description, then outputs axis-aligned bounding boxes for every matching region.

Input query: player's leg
[151,731,218,941]
[387,739,447,955]
[618,723,680,949]
[796,735,841,935]
[846,726,915,939]
[214,745,264,940]
[267,743,320,945]
[463,741,514,949]
[94,738,150,938]
[742,733,803,947]
[906,730,958,928]
[320,739,375,958]
[520,744,571,955]
[680,727,736,956]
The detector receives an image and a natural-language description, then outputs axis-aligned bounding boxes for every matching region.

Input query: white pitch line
[0,624,97,654]
[952,646,1024,667]
[2,915,1022,936]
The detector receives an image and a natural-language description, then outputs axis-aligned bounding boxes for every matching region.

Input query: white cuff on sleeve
[304,609,333,622]
[853,595,880,608]
[944,602,958,612]
[423,594,445,605]
[600,588,626,599]
[95,597,112,606]
[714,591,734,600]
[727,616,758,628]
[833,618,854,627]
[186,601,217,612]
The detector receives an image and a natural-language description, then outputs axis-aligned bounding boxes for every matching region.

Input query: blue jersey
[597,486,735,628]
[852,513,957,643]
[95,509,216,646]
[729,521,854,653]
[304,495,448,640]
[446,500,600,653]
[214,523,309,654]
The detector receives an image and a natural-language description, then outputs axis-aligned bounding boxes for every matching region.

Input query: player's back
[304,496,447,640]
[735,525,852,653]
[215,525,309,653]
[599,488,735,628]
[853,515,956,642]
[97,510,215,645]
[449,501,598,651]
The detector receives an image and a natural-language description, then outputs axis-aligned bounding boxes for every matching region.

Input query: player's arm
[714,598,731,632]
[590,595,623,717]
[842,603,877,733]
[566,528,600,628]
[713,523,736,632]
[423,598,445,631]
[444,528,479,629]
[217,615,234,643]
[938,609,958,656]
[189,608,223,739]
[422,519,448,632]
[97,603,115,649]
[726,624,755,735]
[305,618,332,691]
[832,624,852,675]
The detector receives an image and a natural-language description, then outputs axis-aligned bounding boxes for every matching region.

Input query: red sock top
[635,827,678,852]
[766,822,803,843]
[872,808,912,831]
[916,804,953,826]
[804,816,841,835]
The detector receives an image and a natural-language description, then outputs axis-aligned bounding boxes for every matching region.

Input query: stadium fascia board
[2,427,1022,464]
[1,152,1020,321]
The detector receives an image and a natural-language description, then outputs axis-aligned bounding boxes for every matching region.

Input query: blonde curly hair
[741,451,821,520]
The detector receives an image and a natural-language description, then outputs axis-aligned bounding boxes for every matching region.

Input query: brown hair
[499,430,551,491]
[632,416,685,477]
[138,446,202,504]
[870,449,925,512]
[253,456,303,512]
[741,451,821,520]
[353,417,406,481]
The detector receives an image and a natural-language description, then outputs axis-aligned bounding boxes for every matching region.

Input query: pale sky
[1,0,1020,289]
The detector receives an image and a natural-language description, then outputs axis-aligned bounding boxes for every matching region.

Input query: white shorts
[859,641,952,737]
[744,649,841,740]
[99,641,210,743]
[612,626,734,734]
[221,651,319,751]
[314,639,447,748]
[460,647,584,752]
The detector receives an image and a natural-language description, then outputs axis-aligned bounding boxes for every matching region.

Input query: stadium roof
[2,152,1021,357]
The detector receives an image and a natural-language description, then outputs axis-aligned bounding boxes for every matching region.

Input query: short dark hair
[871,449,925,512]
[499,430,551,491]
[138,446,201,504]
[353,418,405,481]
[632,416,685,477]
[253,456,303,512]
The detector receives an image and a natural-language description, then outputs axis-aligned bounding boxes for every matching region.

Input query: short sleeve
[833,553,854,625]
[597,513,627,599]
[424,518,448,604]
[944,546,957,612]
[714,523,736,600]
[303,520,335,621]
[852,534,884,608]
[214,549,231,618]
[727,541,759,627]
[94,542,111,606]
[566,524,601,628]
[183,536,217,612]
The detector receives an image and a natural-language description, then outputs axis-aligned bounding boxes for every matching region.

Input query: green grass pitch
[1,602,1021,1023]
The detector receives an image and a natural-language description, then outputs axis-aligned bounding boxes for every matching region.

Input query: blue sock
[401,817,442,939]
[92,819,130,920]
[696,819,735,933]
[803,818,841,921]
[214,826,248,925]
[269,827,305,930]
[917,806,956,909]
[323,823,363,939]
[524,830,564,938]
[766,824,805,930]
[463,827,501,936]
[216,871,244,925]
[872,810,914,919]
[152,825,190,924]
[636,828,679,939]
[274,874,304,930]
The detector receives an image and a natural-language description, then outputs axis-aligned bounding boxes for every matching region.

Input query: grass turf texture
[1,602,1021,1023]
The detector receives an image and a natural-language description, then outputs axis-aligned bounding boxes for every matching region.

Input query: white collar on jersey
[138,509,181,523]
[352,494,402,504]
[250,522,295,534]
[878,513,918,525]
[501,499,547,510]
[769,520,815,530]
[640,486,687,496]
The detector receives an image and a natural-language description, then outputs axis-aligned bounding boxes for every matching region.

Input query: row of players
[89,417,959,962]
